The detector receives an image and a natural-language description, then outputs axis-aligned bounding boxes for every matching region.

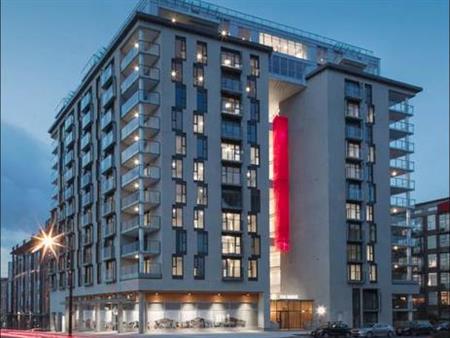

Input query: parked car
[312,321,352,337]
[351,323,395,337]
[396,320,434,336]
[434,322,449,332]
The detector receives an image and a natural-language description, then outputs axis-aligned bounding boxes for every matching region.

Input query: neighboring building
[1,277,8,328]
[47,0,421,332]
[412,197,450,322]
[8,236,50,330]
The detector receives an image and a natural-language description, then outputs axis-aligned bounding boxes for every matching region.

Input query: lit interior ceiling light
[171,70,177,77]
[134,112,139,118]
[316,306,326,316]
[224,59,231,66]
[135,254,139,259]
[134,42,139,49]
[392,171,398,176]
[134,207,139,212]
[134,135,139,141]
[134,183,139,189]
[171,17,176,23]
[196,53,202,61]
[245,86,251,92]
[225,102,231,109]
[198,76,204,82]
[221,30,227,36]
[134,159,140,165]
[134,65,139,71]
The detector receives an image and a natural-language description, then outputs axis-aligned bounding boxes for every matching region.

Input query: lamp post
[316,305,327,327]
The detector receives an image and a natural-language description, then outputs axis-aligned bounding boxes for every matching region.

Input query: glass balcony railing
[221,78,242,93]
[121,190,160,208]
[100,63,113,88]
[103,221,116,237]
[81,191,93,207]
[389,102,414,116]
[121,115,160,140]
[64,115,74,130]
[392,236,416,247]
[390,177,415,190]
[81,213,92,226]
[390,121,414,134]
[102,176,116,193]
[101,86,115,107]
[102,201,114,216]
[120,262,161,280]
[391,196,415,209]
[390,158,415,172]
[120,41,160,71]
[221,52,242,70]
[346,189,363,201]
[121,141,160,163]
[101,155,113,173]
[80,133,91,150]
[122,165,160,186]
[121,66,160,94]
[122,215,161,233]
[81,151,93,168]
[82,111,93,129]
[121,241,139,255]
[64,132,74,147]
[80,92,91,112]
[121,90,160,118]
[102,246,115,260]
[121,240,160,256]
[345,126,363,140]
[101,110,113,130]
[390,139,415,153]
[345,85,362,99]
[101,132,115,150]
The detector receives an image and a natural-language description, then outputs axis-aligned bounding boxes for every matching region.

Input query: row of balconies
[121,262,161,280]
[121,239,160,256]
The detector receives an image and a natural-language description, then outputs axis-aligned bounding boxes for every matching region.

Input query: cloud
[1,121,52,277]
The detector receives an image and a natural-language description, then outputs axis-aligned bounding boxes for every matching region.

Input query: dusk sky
[1,0,448,277]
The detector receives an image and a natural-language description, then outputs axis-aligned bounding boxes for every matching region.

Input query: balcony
[221,52,242,71]
[64,115,74,131]
[122,165,160,188]
[101,132,115,151]
[64,151,74,166]
[81,213,93,227]
[389,102,414,120]
[100,63,113,88]
[221,98,242,117]
[121,215,160,236]
[390,158,415,176]
[82,110,93,130]
[346,189,363,201]
[391,196,415,211]
[221,78,242,94]
[64,167,75,182]
[64,186,74,200]
[345,167,363,181]
[390,139,414,158]
[101,109,113,130]
[121,141,160,165]
[103,220,116,237]
[80,92,91,112]
[345,126,363,141]
[102,246,115,260]
[120,41,160,72]
[121,115,160,141]
[81,151,93,168]
[80,133,91,150]
[392,257,413,267]
[221,125,242,141]
[82,234,93,246]
[121,239,160,257]
[121,66,159,97]
[100,154,114,174]
[120,90,160,119]
[121,190,160,211]
[101,85,116,108]
[390,177,415,195]
[392,236,416,247]
[64,131,74,147]
[104,267,115,283]
[102,176,116,194]
[102,201,115,216]
[345,85,362,100]
[390,121,414,140]
[346,150,362,161]
[81,173,91,189]
[81,191,93,207]
[51,139,58,154]
[120,262,161,280]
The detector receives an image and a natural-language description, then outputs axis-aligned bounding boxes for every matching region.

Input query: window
[369,264,377,282]
[366,125,373,144]
[175,134,186,155]
[197,88,207,112]
[175,36,186,59]
[439,213,450,232]
[428,253,437,268]
[221,49,241,68]
[222,188,242,209]
[247,121,257,144]
[346,203,361,221]
[248,214,257,233]
[197,231,208,255]
[248,259,258,280]
[250,100,260,121]
[247,168,257,187]
[250,55,260,77]
[84,265,93,285]
[222,212,241,232]
[172,255,183,278]
[175,83,186,109]
[365,84,372,104]
[366,205,374,222]
[176,230,187,254]
[251,236,260,256]
[366,244,374,262]
[221,143,241,162]
[428,291,438,305]
[260,32,308,59]
[347,142,361,159]
[172,207,183,227]
[368,146,376,163]
[196,42,207,64]
[171,59,183,82]
[367,164,374,183]
[222,96,241,115]
[346,162,362,180]
[222,235,241,255]
[347,182,362,201]
[348,263,362,281]
[369,224,377,242]
[222,166,241,185]
[441,272,450,289]
[440,253,449,270]
[193,64,204,87]
[246,77,257,98]
[172,158,183,179]
[171,109,183,131]
[194,255,205,279]
[194,208,204,229]
[222,258,241,279]
[196,185,207,205]
[250,146,260,165]
[428,272,438,287]
[441,291,450,306]
[346,101,360,118]
[193,161,204,182]
[175,182,186,204]
[348,223,362,241]
[368,184,376,203]
[197,136,208,160]
[367,105,375,124]
[221,119,241,139]
[427,214,436,230]
[345,80,361,98]
[193,114,204,134]
[347,244,362,261]
[428,235,437,250]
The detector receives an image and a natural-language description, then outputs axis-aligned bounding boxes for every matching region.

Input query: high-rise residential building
[411,197,450,322]
[47,0,421,332]
[7,236,50,330]
[1,277,8,328]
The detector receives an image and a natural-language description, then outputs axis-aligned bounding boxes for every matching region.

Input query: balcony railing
[120,262,161,280]
[101,132,115,150]
[64,167,74,182]
[81,191,93,207]
[102,176,116,193]
[64,115,74,130]
[391,196,415,209]
[101,110,113,130]
[120,41,160,71]
[122,215,161,233]
[80,92,91,111]
[390,177,415,190]
[103,246,115,260]
[221,99,242,116]
[101,86,115,107]
[100,63,113,88]
[101,155,114,173]
[390,158,415,172]
[121,240,160,256]
[81,151,93,168]
[81,173,92,188]
[82,110,93,129]
[221,78,242,93]
[221,53,242,70]
[390,139,415,153]
[389,102,414,116]
[121,66,160,94]
[102,201,115,216]
[121,90,160,118]
[347,189,363,201]
[121,190,160,209]
[81,213,92,226]
[121,115,160,140]
[345,126,363,140]
[390,121,414,134]
[122,165,160,187]
[103,221,116,237]
[392,236,416,247]
[121,141,160,163]
[80,133,91,150]
[345,85,362,99]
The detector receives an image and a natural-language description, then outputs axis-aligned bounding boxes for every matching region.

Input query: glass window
[250,55,260,77]
[172,158,183,179]
[428,214,436,230]
[194,255,205,279]
[222,96,241,116]
[222,235,241,255]
[248,259,258,280]
[428,272,438,287]
[172,207,183,227]
[197,88,207,112]
[193,64,204,87]
[428,235,437,250]
[246,77,257,98]
[441,291,450,306]
[440,234,449,247]
[347,142,361,159]
[440,253,450,270]
[346,162,362,180]
[171,109,183,131]
[428,291,438,305]
[172,255,183,278]
[428,253,437,268]
[193,161,204,182]
[176,229,187,254]
[222,258,241,279]
[196,42,207,64]
[197,136,208,160]
[175,36,186,59]
[197,231,208,255]
[248,214,257,233]
[222,212,241,232]
[348,223,362,241]
[369,264,377,282]
[251,236,260,256]
[193,114,204,134]
[369,223,377,242]
[346,101,360,118]
[175,134,186,155]
[365,84,372,104]
[439,213,450,232]
[250,100,260,121]
[222,188,242,209]
[175,182,186,204]
[247,121,257,144]
[250,146,260,165]
[348,263,362,281]
[366,244,374,262]
[222,166,241,186]
[175,83,186,109]
[346,203,361,221]
[171,59,183,82]
[221,143,241,162]
[196,185,207,205]
[347,244,362,261]
[367,105,375,124]
[194,208,204,229]
[366,205,374,222]
[247,168,257,188]
[368,146,375,163]
[441,272,450,289]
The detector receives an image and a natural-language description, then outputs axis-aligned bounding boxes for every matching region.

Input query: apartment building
[7,236,50,330]
[1,278,8,328]
[47,0,421,332]
[411,197,450,322]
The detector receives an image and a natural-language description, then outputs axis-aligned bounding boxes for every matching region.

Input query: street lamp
[316,305,327,327]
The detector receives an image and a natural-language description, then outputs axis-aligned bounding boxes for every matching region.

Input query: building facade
[1,277,8,328]
[47,0,421,332]
[7,237,50,330]
[412,198,450,322]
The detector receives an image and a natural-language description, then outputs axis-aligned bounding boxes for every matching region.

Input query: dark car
[434,322,449,332]
[312,321,352,337]
[396,320,434,336]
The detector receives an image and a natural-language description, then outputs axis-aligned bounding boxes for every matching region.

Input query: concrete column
[117,303,123,333]
[257,292,270,329]
[95,304,101,332]
[139,292,146,333]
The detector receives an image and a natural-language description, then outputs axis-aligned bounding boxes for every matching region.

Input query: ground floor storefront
[269,299,314,330]
[52,292,262,333]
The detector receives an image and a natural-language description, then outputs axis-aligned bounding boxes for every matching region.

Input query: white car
[351,323,395,337]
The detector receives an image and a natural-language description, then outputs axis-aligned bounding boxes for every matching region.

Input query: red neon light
[273,115,290,252]
[438,200,450,214]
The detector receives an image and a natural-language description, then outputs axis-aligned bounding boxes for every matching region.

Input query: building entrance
[270,300,313,330]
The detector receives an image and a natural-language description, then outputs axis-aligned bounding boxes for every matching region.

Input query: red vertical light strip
[273,115,290,252]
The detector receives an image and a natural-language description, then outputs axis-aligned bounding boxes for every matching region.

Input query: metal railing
[122,165,160,186]
[390,158,415,172]
[121,115,160,140]
[390,139,415,153]
[389,102,414,116]
[121,141,160,163]
[121,90,160,117]
[121,66,160,94]
[390,177,415,190]
[390,121,414,134]
[391,196,415,209]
